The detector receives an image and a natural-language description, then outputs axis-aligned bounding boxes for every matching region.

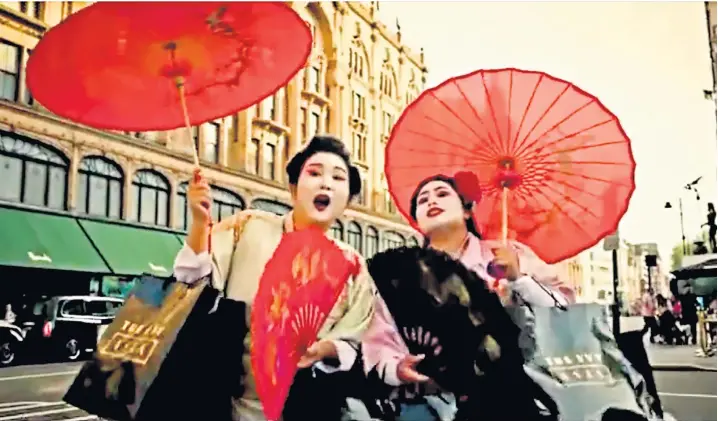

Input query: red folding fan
[251,228,359,421]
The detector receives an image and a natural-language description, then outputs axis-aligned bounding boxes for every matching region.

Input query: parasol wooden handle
[175,78,200,168]
[177,78,213,253]
[501,187,508,246]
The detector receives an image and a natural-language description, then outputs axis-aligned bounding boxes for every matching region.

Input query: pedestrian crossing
[0,401,100,421]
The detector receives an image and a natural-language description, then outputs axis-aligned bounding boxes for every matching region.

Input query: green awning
[0,207,110,273]
[175,234,186,244]
[78,220,183,277]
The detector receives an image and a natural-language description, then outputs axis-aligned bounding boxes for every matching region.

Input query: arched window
[0,132,68,209]
[131,170,169,227]
[407,236,420,247]
[211,186,245,223]
[366,226,379,258]
[251,198,292,216]
[382,231,405,251]
[347,221,363,254]
[76,156,123,219]
[330,220,344,241]
[176,183,245,231]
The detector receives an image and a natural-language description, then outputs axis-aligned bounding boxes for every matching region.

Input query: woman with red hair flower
[362,171,575,421]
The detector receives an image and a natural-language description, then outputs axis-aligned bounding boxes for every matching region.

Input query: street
[0,363,715,421]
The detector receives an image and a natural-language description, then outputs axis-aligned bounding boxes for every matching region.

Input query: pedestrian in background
[640,288,658,343]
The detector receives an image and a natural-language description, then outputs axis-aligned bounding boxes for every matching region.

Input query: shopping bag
[63,273,240,420]
[506,304,660,421]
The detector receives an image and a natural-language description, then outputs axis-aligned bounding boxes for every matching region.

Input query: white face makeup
[291,151,351,228]
[415,180,467,235]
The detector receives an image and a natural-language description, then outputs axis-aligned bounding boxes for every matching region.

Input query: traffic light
[645,255,657,268]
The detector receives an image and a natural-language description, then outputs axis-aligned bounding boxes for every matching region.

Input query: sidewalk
[647,344,717,371]
[615,316,717,371]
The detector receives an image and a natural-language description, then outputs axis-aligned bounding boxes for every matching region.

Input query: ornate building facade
[0,1,427,262]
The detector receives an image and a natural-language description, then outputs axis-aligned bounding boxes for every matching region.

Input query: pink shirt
[640,293,655,317]
[362,234,575,386]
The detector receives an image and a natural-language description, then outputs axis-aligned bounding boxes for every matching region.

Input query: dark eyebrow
[305,162,347,174]
[419,185,449,196]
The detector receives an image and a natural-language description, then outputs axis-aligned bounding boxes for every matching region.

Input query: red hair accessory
[453,171,482,204]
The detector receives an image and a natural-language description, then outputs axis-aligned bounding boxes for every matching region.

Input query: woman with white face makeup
[173,135,376,421]
[361,172,576,421]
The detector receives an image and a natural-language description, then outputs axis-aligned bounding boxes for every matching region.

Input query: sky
[377,1,717,260]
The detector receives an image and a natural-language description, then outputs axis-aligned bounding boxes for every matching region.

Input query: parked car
[21,295,123,361]
[0,320,24,367]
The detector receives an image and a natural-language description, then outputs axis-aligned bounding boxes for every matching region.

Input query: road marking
[0,402,43,409]
[0,402,64,413]
[0,405,78,420]
[659,392,717,398]
[62,416,98,421]
[0,370,77,382]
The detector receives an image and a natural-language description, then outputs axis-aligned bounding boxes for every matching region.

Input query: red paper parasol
[27,2,311,252]
[385,68,636,264]
[251,228,358,421]
[26,2,311,166]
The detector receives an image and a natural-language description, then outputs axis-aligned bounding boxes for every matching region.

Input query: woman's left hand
[491,246,521,282]
[297,340,338,368]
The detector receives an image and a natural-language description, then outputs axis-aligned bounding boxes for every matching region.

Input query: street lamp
[665,177,703,256]
[665,200,687,255]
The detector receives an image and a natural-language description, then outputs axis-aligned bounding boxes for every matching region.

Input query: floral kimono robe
[173,210,376,421]
[361,234,576,420]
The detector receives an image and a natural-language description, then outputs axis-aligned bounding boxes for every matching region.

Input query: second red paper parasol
[385,68,636,264]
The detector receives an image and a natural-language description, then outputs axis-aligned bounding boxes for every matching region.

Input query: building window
[76,156,123,219]
[407,236,420,247]
[309,111,320,138]
[23,49,34,106]
[175,183,245,231]
[382,231,405,251]
[0,41,20,102]
[380,71,395,98]
[352,92,365,119]
[352,132,367,162]
[281,89,289,126]
[247,138,259,175]
[330,220,344,241]
[32,1,44,19]
[269,95,277,121]
[307,65,321,93]
[211,186,245,223]
[347,222,363,254]
[263,143,276,180]
[190,126,200,154]
[201,121,220,164]
[259,96,274,121]
[0,133,68,209]
[366,226,379,258]
[349,47,365,79]
[251,198,292,216]
[131,170,169,227]
[299,107,306,139]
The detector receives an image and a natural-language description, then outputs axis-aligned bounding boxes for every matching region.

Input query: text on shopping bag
[99,320,167,365]
[544,352,614,385]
